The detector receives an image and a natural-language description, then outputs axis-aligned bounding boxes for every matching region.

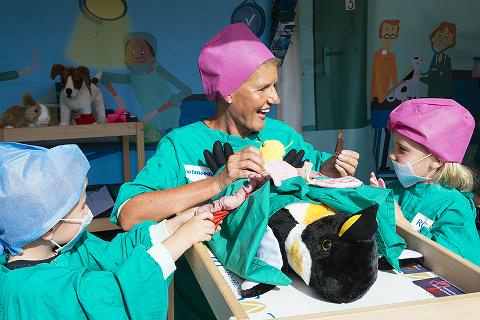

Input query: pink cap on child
[198,23,275,101]
[387,98,475,163]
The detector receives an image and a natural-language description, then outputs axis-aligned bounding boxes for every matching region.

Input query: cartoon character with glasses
[371,19,400,105]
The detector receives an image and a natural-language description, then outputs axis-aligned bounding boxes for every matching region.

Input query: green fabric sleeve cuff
[419,226,433,239]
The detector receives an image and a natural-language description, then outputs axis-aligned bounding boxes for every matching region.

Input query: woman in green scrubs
[112,24,361,319]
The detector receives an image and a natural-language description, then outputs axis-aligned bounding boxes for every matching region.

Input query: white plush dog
[387,55,423,102]
[50,64,107,125]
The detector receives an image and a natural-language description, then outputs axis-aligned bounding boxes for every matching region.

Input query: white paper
[207,249,433,319]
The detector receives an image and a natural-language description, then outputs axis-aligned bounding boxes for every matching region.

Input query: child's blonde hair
[430,162,474,192]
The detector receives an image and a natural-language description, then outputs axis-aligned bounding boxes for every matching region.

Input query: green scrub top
[0,222,171,320]
[391,182,480,266]
[111,118,332,319]
[111,118,332,223]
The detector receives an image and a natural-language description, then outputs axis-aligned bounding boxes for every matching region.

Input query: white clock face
[232,5,265,37]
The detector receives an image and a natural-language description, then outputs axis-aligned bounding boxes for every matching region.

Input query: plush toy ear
[22,92,36,106]
[50,64,65,80]
[78,66,92,88]
[338,204,378,240]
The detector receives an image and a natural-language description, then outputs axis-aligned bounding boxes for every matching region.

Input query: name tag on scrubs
[184,165,213,182]
[411,212,434,231]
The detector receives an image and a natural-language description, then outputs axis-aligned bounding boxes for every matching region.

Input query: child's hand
[165,207,197,234]
[369,172,386,188]
[178,212,217,245]
[162,212,218,261]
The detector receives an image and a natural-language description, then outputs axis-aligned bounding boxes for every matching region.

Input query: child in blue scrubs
[371,98,480,266]
[0,142,217,319]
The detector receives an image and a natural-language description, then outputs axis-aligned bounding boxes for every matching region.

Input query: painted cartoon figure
[389,55,423,102]
[420,21,457,98]
[371,19,400,104]
[371,20,400,171]
[102,32,192,143]
[0,50,39,82]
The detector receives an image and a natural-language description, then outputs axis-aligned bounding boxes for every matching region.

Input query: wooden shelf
[1,122,146,232]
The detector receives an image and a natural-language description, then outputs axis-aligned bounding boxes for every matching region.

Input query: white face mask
[391,154,435,188]
[51,207,93,254]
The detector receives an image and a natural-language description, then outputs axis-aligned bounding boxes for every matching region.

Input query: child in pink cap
[371,98,480,266]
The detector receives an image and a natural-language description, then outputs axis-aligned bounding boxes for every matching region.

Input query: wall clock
[231,0,266,37]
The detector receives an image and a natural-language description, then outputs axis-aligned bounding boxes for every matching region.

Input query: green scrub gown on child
[391,182,480,266]
[0,222,171,319]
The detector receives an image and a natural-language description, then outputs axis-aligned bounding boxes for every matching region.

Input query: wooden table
[0,122,145,232]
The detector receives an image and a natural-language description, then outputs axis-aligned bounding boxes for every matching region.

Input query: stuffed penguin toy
[203,140,379,303]
[241,202,379,303]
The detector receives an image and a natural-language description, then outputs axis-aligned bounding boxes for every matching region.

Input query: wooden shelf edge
[87,217,122,233]
[0,122,141,142]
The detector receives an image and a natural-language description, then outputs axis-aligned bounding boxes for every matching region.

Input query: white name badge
[184,165,213,182]
[410,212,434,232]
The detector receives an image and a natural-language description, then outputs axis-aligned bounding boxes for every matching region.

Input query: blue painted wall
[0,0,274,184]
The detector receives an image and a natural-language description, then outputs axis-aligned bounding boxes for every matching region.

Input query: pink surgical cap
[387,98,475,163]
[198,23,275,101]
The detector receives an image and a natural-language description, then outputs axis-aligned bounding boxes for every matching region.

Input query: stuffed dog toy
[200,140,379,303]
[50,64,107,125]
[0,92,50,128]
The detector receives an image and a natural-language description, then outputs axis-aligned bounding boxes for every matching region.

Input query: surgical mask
[51,207,93,254]
[391,154,434,188]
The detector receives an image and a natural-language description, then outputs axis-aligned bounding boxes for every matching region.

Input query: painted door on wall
[313,0,367,130]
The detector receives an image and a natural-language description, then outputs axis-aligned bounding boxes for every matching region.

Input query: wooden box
[185,224,480,320]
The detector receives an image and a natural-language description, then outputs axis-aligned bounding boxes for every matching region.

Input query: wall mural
[0,0,272,184]
[102,32,192,144]
[368,8,480,181]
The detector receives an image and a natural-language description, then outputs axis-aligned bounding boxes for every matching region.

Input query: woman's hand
[320,150,359,178]
[214,146,265,189]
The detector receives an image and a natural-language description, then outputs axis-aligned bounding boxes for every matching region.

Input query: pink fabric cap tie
[198,23,275,101]
[387,98,475,163]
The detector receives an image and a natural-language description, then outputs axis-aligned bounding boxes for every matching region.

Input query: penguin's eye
[321,239,332,251]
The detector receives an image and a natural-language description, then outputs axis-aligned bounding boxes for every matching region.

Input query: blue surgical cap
[0,143,90,256]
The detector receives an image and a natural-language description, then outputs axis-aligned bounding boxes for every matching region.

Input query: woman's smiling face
[227,60,280,136]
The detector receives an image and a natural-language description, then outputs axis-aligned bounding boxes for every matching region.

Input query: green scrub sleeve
[111,138,181,224]
[419,225,464,259]
[419,207,480,266]
[70,221,157,271]
[0,226,172,319]
[78,246,171,319]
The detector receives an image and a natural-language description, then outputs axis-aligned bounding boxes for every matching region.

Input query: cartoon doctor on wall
[102,32,192,143]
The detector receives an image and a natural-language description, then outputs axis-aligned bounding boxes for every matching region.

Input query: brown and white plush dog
[50,64,107,125]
